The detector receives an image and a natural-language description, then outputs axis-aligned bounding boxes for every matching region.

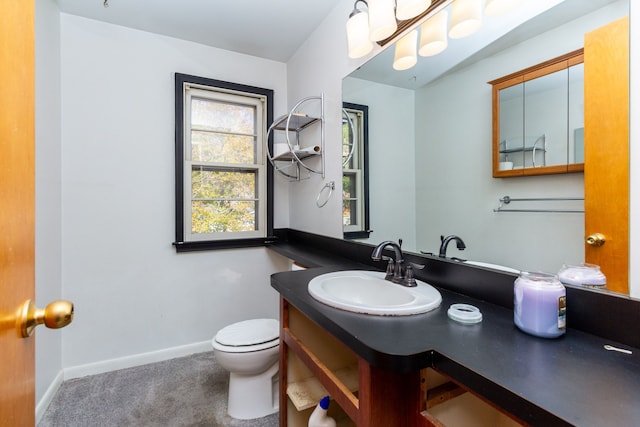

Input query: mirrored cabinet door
[491,49,584,178]
[497,81,524,172]
[523,67,568,173]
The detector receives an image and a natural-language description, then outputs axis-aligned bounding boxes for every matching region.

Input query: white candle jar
[514,272,566,338]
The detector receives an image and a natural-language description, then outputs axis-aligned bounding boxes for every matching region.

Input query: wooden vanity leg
[358,360,440,427]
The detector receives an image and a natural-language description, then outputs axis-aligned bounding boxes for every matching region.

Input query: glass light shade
[419,10,448,57]
[485,0,523,16]
[347,11,373,59]
[449,0,482,39]
[393,30,418,71]
[368,0,397,41]
[396,0,432,21]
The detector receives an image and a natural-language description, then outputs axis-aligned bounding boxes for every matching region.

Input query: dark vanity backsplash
[272,228,640,349]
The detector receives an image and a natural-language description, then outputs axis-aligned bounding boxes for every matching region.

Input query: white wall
[35,0,63,413]
[57,14,291,370]
[343,77,417,250]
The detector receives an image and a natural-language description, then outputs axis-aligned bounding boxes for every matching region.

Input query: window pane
[192,167,257,199]
[191,97,256,135]
[192,200,257,233]
[191,131,256,163]
[343,199,358,226]
[342,117,356,169]
[342,174,358,226]
[342,174,356,199]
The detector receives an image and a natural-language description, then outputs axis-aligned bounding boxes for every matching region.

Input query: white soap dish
[448,304,482,324]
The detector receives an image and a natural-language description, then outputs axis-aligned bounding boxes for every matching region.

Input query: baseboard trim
[36,369,64,425]
[63,340,212,380]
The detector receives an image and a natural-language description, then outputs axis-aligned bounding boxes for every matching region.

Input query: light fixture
[396,0,432,21]
[368,0,397,41]
[345,0,522,70]
[346,0,374,59]
[419,10,448,57]
[393,30,418,70]
[449,0,483,39]
[484,0,523,16]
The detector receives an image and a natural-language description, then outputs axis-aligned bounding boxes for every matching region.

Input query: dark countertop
[271,265,640,427]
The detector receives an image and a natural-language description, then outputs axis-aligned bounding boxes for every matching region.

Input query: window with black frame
[342,102,370,239]
[174,73,274,251]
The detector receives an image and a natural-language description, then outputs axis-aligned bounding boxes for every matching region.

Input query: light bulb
[347,9,373,59]
[396,0,432,21]
[393,30,418,71]
[419,10,448,57]
[449,0,482,39]
[368,0,397,41]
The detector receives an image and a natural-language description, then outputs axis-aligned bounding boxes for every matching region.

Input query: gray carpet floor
[38,351,279,427]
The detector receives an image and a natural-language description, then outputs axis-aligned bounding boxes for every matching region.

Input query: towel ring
[316,181,335,208]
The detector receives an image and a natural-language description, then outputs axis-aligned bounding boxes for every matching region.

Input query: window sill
[343,230,372,240]
[173,237,279,252]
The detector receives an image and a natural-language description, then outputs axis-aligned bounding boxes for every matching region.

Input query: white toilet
[212,318,280,420]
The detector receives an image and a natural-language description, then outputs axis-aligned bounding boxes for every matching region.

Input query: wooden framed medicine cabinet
[489,49,584,178]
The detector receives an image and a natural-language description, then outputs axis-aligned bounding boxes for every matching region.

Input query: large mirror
[342,0,629,291]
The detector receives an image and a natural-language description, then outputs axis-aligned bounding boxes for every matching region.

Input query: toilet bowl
[212,318,280,420]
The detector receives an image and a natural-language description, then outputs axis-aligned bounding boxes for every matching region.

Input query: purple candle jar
[514,272,566,338]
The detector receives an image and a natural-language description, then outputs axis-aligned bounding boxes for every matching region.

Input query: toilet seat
[213,318,279,353]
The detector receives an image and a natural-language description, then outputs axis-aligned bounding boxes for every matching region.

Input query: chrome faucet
[439,235,466,258]
[371,239,418,287]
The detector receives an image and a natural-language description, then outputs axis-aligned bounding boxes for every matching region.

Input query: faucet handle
[409,262,425,270]
[383,257,395,280]
[404,265,417,287]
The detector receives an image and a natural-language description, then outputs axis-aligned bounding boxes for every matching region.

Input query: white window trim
[183,85,267,242]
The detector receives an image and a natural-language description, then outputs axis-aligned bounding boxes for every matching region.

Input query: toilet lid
[215,318,279,347]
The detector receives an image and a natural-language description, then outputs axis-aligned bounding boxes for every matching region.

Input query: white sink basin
[308,270,442,316]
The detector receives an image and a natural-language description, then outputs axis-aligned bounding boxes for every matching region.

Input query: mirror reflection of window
[342,103,370,239]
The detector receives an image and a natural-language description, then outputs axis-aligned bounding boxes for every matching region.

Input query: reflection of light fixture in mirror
[393,30,418,70]
[346,0,374,59]
[419,10,448,57]
[484,0,523,16]
[368,0,397,41]
[449,0,482,39]
[396,0,432,21]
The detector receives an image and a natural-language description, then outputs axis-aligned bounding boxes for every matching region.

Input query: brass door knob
[17,299,74,338]
[585,233,606,247]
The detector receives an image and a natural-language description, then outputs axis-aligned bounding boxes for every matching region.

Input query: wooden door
[0,0,36,425]
[584,16,629,294]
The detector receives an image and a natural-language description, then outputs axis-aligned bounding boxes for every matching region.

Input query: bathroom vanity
[269,230,640,427]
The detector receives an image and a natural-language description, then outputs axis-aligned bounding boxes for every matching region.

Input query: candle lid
[558,263,606,287]
[517,271,563,287]
[448,304,483,324]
